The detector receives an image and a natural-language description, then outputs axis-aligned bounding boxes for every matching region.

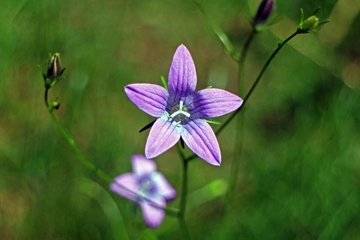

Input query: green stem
[178,215,192,240]
[45,88,113,183]
[216,31,299,136]
[163,207,181,217]
[192,0,239,62]
[239,29,256,80]
[227,29,256,203]
[45,87,50,110]
[180,157,188,214]
[176,143,192,239]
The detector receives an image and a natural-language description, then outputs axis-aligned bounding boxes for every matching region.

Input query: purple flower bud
[47,53,64,80]
[253,0,274,28]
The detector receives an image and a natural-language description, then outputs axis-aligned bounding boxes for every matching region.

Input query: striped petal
[182,119,221,166]
[191,88,243,119]
[168,45,197,103]
[145,117,181,159]
[125,83,168,117]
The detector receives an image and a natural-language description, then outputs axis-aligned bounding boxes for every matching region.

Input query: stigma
[169,100,191,124]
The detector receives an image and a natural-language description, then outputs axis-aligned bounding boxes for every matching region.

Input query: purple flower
[253,0,274,27]
[125,45,243,166]
[110,154,176,228]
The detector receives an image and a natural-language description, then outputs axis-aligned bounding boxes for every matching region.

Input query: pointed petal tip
[177,44,187,50]
[144,151,157,160]
[213,160,221,166]
[168,44,197,99]
[124,83,168,118]
[238,97,244,107]
[145,146,163,160]
[203,157,221,166]
[174,44,191,57]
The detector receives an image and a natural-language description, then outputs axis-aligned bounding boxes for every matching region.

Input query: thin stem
[180,158,188,214]
[45,89,113,183]
[45,87,50,110]
[163,207,181,217]
[176,143,192,239]
[176,142,188,213]
[177,142,187,162]
[179,159,191,239]
[178,215,192,240]
[239,29,256,78]
[227,29,256,203]
[216,31,299,136]
[192,0,239,62]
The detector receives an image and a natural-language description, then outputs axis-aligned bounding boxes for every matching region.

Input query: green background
[1,0,360,239]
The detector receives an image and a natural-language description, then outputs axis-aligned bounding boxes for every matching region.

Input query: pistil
[170,101,191,125]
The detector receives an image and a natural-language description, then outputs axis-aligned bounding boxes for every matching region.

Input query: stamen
[170,100,191,118]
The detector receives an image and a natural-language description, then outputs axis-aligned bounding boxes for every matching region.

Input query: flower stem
[178,215,192,240]
[45,87,50,110]
[44,88,113,183]
[227,29,256,203]
[216,31,299,135]
[239,30,256,81]
[176,143,192,239]
[163,207,181,217]
[180,157,188,214]
[192,0,239,62]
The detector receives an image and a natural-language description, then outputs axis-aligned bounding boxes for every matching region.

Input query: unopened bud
[52,100,60,110]
[253,0,275,29]
[301,16,319,30]
[297,7,327,34]
[47,53,64,80]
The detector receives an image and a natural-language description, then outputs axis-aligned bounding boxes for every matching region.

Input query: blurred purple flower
[253,0,274,27]
[125,45,243,165]
[110,154,176,228]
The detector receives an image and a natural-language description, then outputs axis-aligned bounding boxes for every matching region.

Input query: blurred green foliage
[1,0,360,239]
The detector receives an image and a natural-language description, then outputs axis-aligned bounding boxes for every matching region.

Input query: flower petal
[139,197,166,228]
[191,88,243,118]
[168,45,197,102]
[182,119,221,166]
[152,172,177,200]
[125,83,168,117]
[109,173,138,201]
[145,117,181,159]
[131,154,157,177]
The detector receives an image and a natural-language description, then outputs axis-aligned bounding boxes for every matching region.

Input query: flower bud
[253,0,274,28]
[52,100,60,110]
[47,53,64,80]
[301,16,319,31]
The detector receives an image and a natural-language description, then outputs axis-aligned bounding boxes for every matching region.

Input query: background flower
[110,155,176,228]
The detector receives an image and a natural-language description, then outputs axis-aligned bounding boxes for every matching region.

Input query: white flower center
[169,100,191,124]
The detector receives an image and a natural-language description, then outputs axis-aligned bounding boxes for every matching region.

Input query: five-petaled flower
[125,45,243,165]
[110,154,176,228]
